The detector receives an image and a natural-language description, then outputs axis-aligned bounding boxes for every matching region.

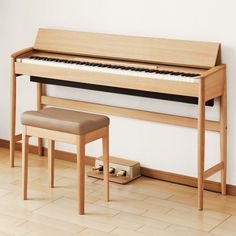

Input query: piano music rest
[10,28,227,210]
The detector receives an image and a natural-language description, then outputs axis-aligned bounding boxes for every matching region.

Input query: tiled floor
[0,147,235,235]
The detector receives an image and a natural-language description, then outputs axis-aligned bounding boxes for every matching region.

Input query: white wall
[1,0,236,184]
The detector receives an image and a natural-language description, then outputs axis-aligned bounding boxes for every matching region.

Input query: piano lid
[34,28,221,69]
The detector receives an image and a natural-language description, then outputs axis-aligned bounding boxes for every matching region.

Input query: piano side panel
[15,62,199,97]
[204,67,226,101]
[34,28,220,69]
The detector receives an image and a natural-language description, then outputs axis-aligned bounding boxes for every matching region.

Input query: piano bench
[21,107,110,215]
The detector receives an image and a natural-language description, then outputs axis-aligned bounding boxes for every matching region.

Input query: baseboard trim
[0,139,95,166]
[0,138,235,195]
[141,167,236,196]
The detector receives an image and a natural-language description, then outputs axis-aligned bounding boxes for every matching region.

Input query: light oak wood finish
[197,79,205,210]
[37,83,44,156]
[220,70,227,195]
[22,126,29,200]
[1,147,236,236]
[76,135,85,215]
[10,58,16,168]
[11,28,227,211]
[203,65,226,101]
[3,138,236,196]
[11,47,33,58]
[204,162,224,179]
[34,28,220,68]
[41,96,221,132]
[140,166,236,195]
[22,124,109,215]
[102,129,109,202]
[14,62,200,97]
[14,134,22,142]
[48,139,55,188]
[10,47,34,168]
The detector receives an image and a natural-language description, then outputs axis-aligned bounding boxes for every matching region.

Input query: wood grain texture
[10,58,16,167]
[11,47,33,59]
[14,62,199,97]
[220,71,227,195]
[102,127,109,202]
[204,162,224,179]
[197,79,205,210]
[1,146,236,235]
[48,139,55,188]
[22,126,29,200]
[204,65,226,101]
[34,28,220,68]
[76,135,85,215]
[41,95,221,132]
[37,83,44,156]
[26,126,77,144]
[1,140,235,196]
[140,167,236,196]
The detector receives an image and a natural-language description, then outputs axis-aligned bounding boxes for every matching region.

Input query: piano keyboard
[17,56,201,83]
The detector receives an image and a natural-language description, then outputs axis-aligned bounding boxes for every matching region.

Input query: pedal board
[87,156,141,184]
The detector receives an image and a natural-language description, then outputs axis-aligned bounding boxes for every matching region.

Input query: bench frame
[22,125,109,215]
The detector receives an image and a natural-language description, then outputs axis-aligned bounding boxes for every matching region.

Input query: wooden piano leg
[197,79,205,210]
[220,79,227,195]
[10,58,16,167]
[37,83,44,156]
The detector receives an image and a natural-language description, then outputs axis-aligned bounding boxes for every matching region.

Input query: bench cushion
[21,108,109,135]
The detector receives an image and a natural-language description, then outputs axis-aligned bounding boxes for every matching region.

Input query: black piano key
[27,57,201,79]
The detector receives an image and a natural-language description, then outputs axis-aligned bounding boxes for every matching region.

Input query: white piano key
[18,58,200,83]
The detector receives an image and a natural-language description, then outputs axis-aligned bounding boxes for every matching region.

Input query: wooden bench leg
[22,126,29,200]
[48,139,55,188]
[76,136,85,215]
[102,127,109,202]
[37,83,44,156]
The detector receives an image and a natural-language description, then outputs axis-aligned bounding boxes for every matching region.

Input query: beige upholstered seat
[21,107,110,135]
[21,107,110,215]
